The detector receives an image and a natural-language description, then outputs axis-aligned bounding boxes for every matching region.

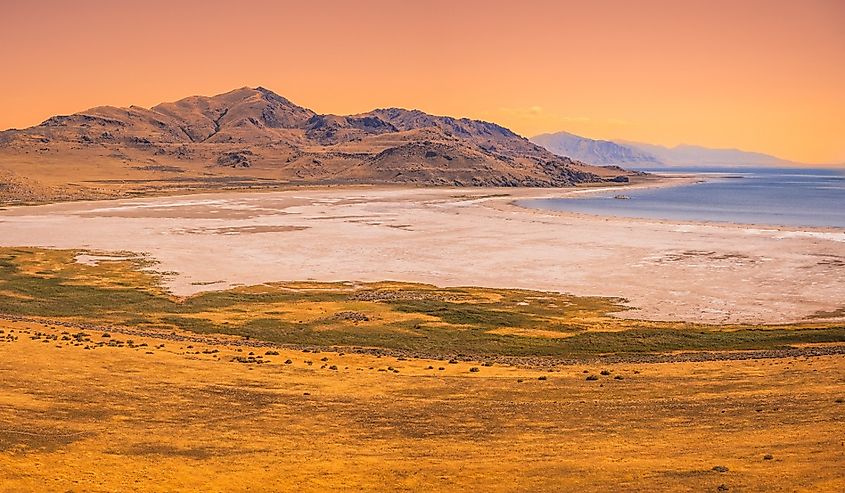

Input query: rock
[216,151,253,168]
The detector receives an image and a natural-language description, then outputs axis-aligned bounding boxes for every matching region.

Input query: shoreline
[497,173,845,236]
[0,176,647,210]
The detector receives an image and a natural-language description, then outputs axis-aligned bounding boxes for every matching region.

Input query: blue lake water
[519,167,845,228]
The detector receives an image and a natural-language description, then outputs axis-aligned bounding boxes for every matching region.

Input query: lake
[519,167,845,228]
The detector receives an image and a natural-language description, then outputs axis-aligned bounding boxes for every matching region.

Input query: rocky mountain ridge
[0,87,639,203]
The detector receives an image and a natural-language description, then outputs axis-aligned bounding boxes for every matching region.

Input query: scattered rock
[216,150,254,168]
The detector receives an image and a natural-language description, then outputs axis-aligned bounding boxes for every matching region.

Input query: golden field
[0,317,843,492]
[0,246,842,491]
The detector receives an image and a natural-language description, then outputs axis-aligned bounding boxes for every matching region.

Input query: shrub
[586,375,599,381]
[469,367,480,373]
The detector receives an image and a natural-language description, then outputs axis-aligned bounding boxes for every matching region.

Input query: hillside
[0,87,637,204]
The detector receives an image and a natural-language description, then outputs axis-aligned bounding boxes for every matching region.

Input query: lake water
[519,167,845,228]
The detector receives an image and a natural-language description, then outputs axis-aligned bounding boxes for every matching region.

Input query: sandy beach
[0,179,842,324]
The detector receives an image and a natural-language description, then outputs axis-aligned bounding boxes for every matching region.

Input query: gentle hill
[0,88,638,203]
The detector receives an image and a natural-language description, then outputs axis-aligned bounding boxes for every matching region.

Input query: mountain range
[531,131,798,168]
[0,87,636,204]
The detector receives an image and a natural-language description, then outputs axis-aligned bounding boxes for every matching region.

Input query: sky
[2,0,844,164]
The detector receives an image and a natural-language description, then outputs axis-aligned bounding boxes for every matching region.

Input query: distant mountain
[617,141,797,167]
[531,130,799,168]
[531,132,660,166]
[0,87,638,204]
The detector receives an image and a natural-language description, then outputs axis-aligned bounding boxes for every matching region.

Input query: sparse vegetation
[0,247,843,360]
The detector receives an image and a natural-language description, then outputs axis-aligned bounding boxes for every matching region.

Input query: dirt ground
[0,319,843,492]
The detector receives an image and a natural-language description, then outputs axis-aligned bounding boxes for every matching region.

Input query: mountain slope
[0,87,638,203]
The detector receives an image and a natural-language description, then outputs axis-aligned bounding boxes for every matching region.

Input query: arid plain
[0,181,844,492]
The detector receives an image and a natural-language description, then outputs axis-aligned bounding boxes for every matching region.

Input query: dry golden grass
[0,246,843,491]
[0,319,842,492]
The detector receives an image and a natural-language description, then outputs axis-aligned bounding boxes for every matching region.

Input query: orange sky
[2,0,844,164]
